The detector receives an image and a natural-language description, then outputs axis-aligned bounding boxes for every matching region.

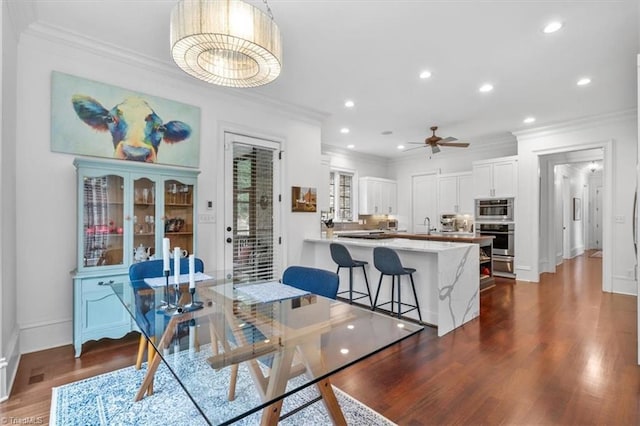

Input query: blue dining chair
[129,258,204,370]
[281,265,340,299]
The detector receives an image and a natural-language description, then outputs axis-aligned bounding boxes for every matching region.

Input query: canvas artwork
[291,186,317,212]
[51,71,201,167]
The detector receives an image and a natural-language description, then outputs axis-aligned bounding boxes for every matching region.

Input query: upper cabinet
[472,156,518,199]
[438,172,474,215]
[75,158,199,271]
[359,177,397,215]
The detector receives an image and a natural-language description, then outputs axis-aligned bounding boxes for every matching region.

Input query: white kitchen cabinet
[359,177,397,215]
[472,156,518,199]
[438,172,474,215]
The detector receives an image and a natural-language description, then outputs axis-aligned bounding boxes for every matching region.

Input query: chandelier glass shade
[170,0,282,88]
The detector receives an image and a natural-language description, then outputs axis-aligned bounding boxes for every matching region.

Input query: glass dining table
[110,271,423,425]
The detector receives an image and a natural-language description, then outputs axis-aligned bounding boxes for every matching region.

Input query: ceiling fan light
[170,0,283,88]
[431,145,440,154]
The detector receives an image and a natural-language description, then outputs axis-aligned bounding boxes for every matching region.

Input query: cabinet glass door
[133,177,157,263]
[164,179,194,256]
[82,175,125,267]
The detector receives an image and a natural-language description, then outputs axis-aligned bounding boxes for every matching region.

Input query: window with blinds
[233,143,277,283]
[329,171,353,221]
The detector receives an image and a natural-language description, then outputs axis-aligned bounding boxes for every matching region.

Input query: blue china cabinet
[72,158,199,357]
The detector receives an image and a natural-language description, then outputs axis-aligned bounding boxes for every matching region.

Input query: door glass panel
[82,175,124,267]
[233,143,276,283]
[164,179,194,257]
[133,177,156,262]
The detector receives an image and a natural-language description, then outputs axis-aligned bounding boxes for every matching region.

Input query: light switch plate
[615,215,625,223]
[199,214,216,223]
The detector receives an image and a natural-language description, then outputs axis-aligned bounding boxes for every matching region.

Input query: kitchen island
[338,232,495,290]
[302,237,479,336]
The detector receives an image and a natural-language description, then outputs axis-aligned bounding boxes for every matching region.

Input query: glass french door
[224,133,280,282]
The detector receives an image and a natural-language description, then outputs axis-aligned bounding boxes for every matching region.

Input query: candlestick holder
[157,270,173,311]
[183,287,204,311]
[163,281,185,316]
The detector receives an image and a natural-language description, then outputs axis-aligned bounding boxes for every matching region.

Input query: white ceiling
[18,0,639,158]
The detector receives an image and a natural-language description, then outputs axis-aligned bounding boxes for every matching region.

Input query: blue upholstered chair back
[128,258,204,335]
[373,247,408,275]
[329,243,357,268]
[281,266,340,299]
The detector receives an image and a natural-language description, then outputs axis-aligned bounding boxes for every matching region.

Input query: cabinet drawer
[82,276,122,292]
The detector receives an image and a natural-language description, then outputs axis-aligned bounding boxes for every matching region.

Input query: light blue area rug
[50,346,395,425]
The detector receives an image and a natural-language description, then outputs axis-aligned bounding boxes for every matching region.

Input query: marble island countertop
[330,232,494,244]
[305,236,475,253]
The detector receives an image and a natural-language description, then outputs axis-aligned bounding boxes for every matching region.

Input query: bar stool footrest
[336,290,370,301]
[374,301,420,317]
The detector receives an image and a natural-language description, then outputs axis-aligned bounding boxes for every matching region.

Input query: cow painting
[71,95,192,163]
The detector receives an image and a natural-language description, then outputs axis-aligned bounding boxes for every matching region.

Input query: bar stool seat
[329,243,372,306]
[372,246,422,322]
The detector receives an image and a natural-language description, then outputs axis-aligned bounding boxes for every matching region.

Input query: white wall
[515,111,638,295]
[1,0,20,401]
[13,26,324,354]
[388,136,517,230]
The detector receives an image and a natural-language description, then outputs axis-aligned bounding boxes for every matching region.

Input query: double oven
[476,199,515,278]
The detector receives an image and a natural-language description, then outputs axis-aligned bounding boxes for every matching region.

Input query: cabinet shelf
[480,257,491,264]
[164,231,193,235]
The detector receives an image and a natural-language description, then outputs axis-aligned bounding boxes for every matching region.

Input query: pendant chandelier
[170,0,282,88]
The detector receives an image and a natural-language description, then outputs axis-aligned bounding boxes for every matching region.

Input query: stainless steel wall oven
[476,198,514,222]
[478,223,515,278]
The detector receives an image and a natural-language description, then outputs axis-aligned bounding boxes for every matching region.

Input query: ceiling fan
[406,126,470,154]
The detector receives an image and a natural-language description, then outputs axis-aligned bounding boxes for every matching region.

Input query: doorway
[223,132,281,282]
[538,147,608,290]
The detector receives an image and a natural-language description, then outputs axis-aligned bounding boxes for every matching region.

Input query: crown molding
[512,108,637,140]
[22,21,328,125]
[5,0,36,38]
[321,143,391,165]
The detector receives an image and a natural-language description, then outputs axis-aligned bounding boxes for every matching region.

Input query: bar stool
[329,243,372,306]
[372,246,422,322]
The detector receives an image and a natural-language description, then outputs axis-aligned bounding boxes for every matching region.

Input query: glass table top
[111,272,423,425]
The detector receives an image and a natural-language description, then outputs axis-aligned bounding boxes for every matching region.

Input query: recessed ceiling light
[577,77,591,86]
[397,145,405,150]
[479,83,494,93]
[419,70,432,79]
[543,21,563,34]
[340,127,350,134]
[340,348,349,354]
[523,117,536,124]
[381,130,393,135]
[347,144,355,149]
[344,100,355,108]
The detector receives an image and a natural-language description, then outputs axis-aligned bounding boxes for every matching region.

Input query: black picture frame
[573,197,582,221]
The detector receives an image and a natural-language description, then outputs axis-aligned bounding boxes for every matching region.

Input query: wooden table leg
[315,378,347,425]
[259,348,296,426]
[134,316,178,401]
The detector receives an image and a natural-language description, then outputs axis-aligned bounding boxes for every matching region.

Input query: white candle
[188,254,195,290]
[162,238,170,272]
[173,247,180,284]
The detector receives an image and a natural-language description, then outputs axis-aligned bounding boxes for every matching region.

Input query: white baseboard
[611,275,638,296]
[20,319,72,355]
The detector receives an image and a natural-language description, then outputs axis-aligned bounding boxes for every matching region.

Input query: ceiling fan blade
[441,136,458,142]
[403,145,428,152]
[438,142,470,147]
[408,142,425,145]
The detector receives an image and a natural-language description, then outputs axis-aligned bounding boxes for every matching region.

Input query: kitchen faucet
[423,216,433,235]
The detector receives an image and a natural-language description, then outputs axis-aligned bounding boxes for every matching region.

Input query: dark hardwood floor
[1,250,637,424]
